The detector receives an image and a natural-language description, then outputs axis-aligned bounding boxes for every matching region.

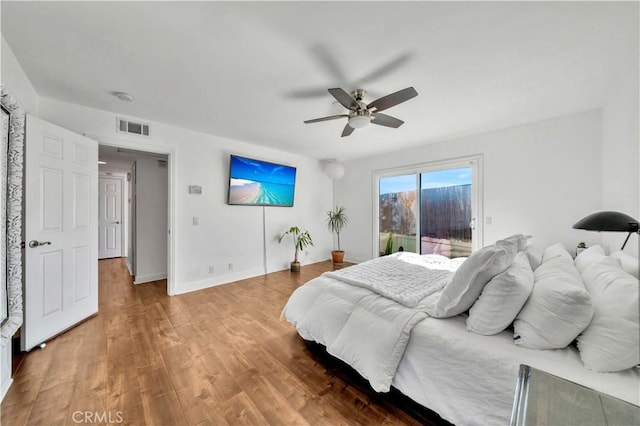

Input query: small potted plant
[325,206,348,265]
[279,226,314,272]
[383,231,393,256]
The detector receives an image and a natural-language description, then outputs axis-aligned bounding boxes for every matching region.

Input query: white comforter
[323,252,458,307]
[283,253,640,425]
[394,315,640,425]
[283,253,461,392]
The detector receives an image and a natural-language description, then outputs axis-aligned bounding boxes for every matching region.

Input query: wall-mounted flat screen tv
[228,155,297,206]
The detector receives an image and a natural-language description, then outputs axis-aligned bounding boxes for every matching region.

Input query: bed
[282,239,640,425]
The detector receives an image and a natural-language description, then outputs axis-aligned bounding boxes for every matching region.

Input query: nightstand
[511,364,640,425]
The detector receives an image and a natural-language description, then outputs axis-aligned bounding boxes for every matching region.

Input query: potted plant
[279,226,314,272]
[383,231,393,256]
[325,206,348,265]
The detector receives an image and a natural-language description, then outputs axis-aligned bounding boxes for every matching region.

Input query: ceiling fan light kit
[348,110,371,128]
[304,87,418,137]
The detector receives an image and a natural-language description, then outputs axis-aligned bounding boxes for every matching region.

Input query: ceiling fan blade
[311,44,348,83]
[287,45,350,99]
[328,88,357,110]
[304,114,348,124]
[367,87,418,112]
[341,124,355,137]
[353,53,412,87]
[371,113,404,128]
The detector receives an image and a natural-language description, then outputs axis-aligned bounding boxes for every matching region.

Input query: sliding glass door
[375,157,481,258]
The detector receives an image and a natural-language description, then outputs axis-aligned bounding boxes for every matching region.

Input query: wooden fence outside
[379,184,472,256]
[420,184,472,241]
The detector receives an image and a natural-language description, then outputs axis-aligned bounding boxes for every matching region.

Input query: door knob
[28,240,51,248]
[112,221,120,225]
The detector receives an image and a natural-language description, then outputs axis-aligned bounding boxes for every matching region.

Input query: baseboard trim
[134,272,167,284]
[0,377,13,402]
[174,268,265,295]
[345,256,367,264]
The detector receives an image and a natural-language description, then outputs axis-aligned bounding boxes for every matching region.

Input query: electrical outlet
[208,265,215,274]
[193,216,199,226]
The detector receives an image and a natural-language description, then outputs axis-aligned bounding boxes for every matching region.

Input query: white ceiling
[2,1,638,161]
[97,145,168,174]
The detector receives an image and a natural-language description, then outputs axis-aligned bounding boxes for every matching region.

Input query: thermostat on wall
[188,185,202,195]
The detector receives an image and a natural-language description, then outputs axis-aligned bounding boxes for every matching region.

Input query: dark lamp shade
[572,211,639,232]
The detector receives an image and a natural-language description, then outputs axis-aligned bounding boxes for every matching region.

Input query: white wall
[335,110,604,263]
[134,157,168,283]
[1,36,38,114]
[0,338,10,401]
[601,51,639,256]
[37,97,334,294]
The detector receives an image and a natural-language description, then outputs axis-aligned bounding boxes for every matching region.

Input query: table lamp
[572,211,639,250]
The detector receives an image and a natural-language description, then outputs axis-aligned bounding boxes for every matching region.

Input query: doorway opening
[97,144,172,293]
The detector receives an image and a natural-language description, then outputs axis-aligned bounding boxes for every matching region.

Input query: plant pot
[290,261,300,272]
[331,250,345,265]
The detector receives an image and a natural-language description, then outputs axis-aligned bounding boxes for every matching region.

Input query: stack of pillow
[512,243,594,349]
[426,235,639,373]
[571,245,639,372]
[425,234,525,318]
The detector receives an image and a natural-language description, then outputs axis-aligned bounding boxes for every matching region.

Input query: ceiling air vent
[117,118,150,137]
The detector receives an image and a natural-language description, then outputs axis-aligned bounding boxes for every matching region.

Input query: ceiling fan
[287,46,412,99]
[304,87,418,137]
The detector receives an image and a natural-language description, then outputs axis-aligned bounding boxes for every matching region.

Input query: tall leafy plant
[279,226,313,263]
[326,206,348,251]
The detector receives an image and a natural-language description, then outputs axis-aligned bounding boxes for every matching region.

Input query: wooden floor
[2,259,432,426]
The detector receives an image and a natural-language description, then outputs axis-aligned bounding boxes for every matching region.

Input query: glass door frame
[372,155,484,259]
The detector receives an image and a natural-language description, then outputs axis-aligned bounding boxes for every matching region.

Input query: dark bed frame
[304,340,454,426]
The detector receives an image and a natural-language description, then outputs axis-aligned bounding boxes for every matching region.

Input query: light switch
[189,185,202,194]
[193,216,199,226]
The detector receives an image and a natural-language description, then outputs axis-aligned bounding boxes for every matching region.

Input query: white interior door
[23,114,98,351]
[98,177,122,259]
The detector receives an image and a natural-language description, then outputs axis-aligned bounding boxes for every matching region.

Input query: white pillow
[525,245,543,270]
[513,255,593,349]
[427,244,513,318]
[574,244,606,274]
[541,243,573,263]
[577,258,639,372]
[496,234,531,256]
[467,252,534,335]
[609,250,639,278]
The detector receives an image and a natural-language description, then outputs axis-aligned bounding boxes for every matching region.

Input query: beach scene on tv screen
[229,156,296,206]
